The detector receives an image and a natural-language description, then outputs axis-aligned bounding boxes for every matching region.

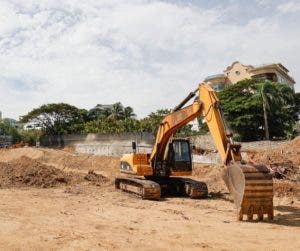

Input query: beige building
[204,61,295,91]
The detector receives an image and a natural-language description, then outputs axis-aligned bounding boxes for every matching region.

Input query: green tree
[218,79,263,141]
[255,81,276,140]
[87,107,111,121]
[255,81,295,140]
[20,103,87,135]
[268,84,296,139]
[197,116,209,134]
[139,109,195,136]
[87,103,136,122]
[84,103,139,134]
[19,129,42,146]
[140,109,171,134]
[124,106,136,119]
[109,102,125,121]
[84,118,141,134]
[218,79,296,141]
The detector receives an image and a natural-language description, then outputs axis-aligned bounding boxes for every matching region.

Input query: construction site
[1,1,300,250]
[0,134,299,250]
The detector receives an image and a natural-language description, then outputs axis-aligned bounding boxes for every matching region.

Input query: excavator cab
[152,139,192,177]
[167,139,192,173]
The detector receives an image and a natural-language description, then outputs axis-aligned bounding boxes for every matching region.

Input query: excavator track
[150,177,208,199]
[223,163,273,221]
[181,178,208,199]
[115,176,161,200]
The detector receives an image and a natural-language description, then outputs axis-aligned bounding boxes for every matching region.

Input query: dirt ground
[0,147,299,251]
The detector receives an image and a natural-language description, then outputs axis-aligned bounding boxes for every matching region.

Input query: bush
[19,130,42,146]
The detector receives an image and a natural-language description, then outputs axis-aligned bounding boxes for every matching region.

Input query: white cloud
[0,0,299,119]
[277,1,300,13]
[256,0,275,7]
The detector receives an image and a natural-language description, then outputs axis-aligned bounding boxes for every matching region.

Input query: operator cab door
[167,139,192,172]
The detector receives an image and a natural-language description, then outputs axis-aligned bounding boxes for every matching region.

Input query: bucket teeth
[223,163,274,221]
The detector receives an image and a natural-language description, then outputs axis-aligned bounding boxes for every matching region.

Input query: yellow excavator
[115,83,274,221]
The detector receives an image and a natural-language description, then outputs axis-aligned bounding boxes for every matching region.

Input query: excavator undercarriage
[115,176,208,199]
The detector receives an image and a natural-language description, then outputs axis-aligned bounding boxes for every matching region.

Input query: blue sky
[0,0,299,119]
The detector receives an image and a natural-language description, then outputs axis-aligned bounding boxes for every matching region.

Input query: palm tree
[124,106,136,119]
[87,107,112,121]
[255,81,272,140]
[255,80,294,140]
[109,102,125,121]
[275,84,295,106]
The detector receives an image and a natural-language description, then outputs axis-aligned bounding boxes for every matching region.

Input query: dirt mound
[274,180,300,197]
[84,170,109,186]
[0,156,72,188]
[0,156,110,189]
[0,147,120,179]
[248,137,300,183]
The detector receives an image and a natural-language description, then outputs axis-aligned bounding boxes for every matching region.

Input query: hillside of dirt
[249,136,300,179]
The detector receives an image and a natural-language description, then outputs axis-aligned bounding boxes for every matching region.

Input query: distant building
[23,122,42,130]
[204,61,295,91]
[1,118,19,129]
[94,104,114,110]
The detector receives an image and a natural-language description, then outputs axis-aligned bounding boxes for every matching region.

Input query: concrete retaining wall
[76,143,152,156]
[41,132,154,156]
[190,134,288,152]
[41,133,288,163]
[192,152,248,164]
[75,133,154,156]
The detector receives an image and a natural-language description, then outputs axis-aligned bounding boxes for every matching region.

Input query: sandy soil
[0,147,299,251]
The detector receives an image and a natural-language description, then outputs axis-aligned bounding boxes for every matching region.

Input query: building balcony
[252,73,278,82]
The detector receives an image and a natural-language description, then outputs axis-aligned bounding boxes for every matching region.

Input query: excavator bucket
[223,163,274,221]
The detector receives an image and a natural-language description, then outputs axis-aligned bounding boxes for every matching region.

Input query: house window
[211,82,226,91]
